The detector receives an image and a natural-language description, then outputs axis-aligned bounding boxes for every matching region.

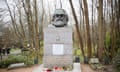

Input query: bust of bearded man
[48,9,69,28]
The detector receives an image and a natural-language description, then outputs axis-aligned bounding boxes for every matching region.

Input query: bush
[113,50,120,72]
[0,59,10,68]
[0,55,34,68]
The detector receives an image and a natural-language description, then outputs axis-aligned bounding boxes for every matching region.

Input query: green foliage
[8,55,27,63]
[113,49,120,72]
[74,48,84,62]
[0,59,10,68]
[105,32,111,48]
[116,38,120,49]
[39,47,43,64]
[74,48,81,56]
[104,32,111,61]
[0,55,34,68]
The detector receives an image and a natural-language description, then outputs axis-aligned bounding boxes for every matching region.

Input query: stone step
[33,63,81,72]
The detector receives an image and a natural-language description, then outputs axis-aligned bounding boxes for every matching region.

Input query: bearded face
[52,9,68,27]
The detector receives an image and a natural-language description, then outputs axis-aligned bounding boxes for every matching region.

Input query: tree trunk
[60,0,62,8]
[5,0,21,39]
[110,0,116,58]
[16,2,26,39]
[34,0,40,63]
[22,0,34,48]
[69,0,85,58]
[98,0,104,61]
[83,0,92,58]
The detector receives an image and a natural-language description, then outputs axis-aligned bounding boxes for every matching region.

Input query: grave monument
[43,9,73,68]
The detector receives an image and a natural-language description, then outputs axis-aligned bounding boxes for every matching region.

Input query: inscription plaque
[52,44,64,55]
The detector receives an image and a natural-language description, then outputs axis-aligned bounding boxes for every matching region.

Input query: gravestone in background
[43,27,73,68]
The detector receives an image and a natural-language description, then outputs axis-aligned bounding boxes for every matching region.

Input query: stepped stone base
[43,55,73,68]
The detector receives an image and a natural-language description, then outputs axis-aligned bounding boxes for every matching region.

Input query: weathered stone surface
[43,27,73,68]
[44,27,73,44]
[44,44,73,55]
[43,56,73,68]
[8,63,26,69]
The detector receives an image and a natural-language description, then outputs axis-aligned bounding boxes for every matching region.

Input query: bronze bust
[48,9,68,27]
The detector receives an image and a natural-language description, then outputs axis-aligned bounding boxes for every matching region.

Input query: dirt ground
[81,64,97,72]
[0,64,114,72]
[0,65,38,72]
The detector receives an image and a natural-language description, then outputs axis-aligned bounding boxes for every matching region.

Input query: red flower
[46,69,52,72]
[54,67,58,70]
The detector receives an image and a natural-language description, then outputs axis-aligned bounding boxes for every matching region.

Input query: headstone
[10,49,21,55]
[8,63,25,69]
[43,27,73,68]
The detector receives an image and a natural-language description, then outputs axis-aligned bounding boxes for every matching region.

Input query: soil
[81,64,97,72]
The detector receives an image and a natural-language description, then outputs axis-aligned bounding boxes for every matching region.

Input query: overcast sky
[0,0,6,8]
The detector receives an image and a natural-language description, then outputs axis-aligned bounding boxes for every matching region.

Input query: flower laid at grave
[46,69,52,72]
[53,67,64,72]
[42,68,52,72]
[42,67,65,72]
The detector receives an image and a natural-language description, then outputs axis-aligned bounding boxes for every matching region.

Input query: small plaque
[52,44,64,55]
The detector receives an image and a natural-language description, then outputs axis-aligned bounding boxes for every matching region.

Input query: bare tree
[33,0,40,61]
[15,1,26,39]
[2,28,10,48]
[69,0,85,58]
[83,0,92,58]
[5,0,18,38]
[98,0,104,60]
[22,0,35,48]
[60,0,62,8]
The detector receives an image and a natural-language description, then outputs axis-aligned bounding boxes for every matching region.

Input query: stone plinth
[43,27,73,68]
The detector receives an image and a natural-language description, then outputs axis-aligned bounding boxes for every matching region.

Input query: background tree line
[0,0,119,63]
